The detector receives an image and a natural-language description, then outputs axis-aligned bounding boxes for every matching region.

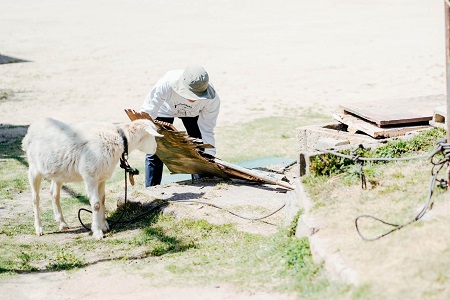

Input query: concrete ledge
[297,123,431,177]
[294,178,359,285]
[296,122,383,177]
[296,122,377,153]
[284,187,302,228]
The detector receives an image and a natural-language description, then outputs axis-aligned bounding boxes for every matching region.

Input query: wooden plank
[124,109,295,190]
[215,159,294,190]
[125,109,229,178]
[333,113,430,139]
[340,94,445,127]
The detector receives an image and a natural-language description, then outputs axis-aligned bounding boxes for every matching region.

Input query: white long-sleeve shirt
[140,70,220,155]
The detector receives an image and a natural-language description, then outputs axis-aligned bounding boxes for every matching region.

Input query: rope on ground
[78,155,141,231]
[78,198,286,231]
[171,199,286,221]
[78,164,286,231]
[316,139,450,241]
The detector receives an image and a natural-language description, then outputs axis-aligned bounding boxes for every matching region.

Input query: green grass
[308,127,446,178]
[216,115,328,162]
[0,210,354,298]
[303,128,447,201]
[0,135,29,200]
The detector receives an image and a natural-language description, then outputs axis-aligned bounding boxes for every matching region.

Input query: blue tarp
[161,157,296,184]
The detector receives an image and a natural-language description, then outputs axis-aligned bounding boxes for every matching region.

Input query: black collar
[117,127,139,177]
[117,127,128,157]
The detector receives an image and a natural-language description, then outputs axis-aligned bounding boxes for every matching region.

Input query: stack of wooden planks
[332,94,445,138]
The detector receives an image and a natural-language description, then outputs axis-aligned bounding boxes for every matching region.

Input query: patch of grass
[374,128,446,158]
[0,137,28,200]
[0,221,35,237]
[342,162,382,186]
[287,209,303,237]
[0,241,84,273]
[0,206,352,297]
[303,128,448,216]
[308,128,446,177]
[216,115,328,162]
[47,249,84,271]
[143,216,350,297]
[300,128,450,298]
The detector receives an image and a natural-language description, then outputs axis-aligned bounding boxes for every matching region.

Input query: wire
[78,198,286,231]
[171,199,286,221]
[317,139,450,241]
[355,163,444,241]
[78,161,287,231]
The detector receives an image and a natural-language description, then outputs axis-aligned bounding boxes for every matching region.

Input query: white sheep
[22,117,162,239]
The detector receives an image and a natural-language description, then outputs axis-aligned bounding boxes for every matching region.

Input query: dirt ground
[0,0,447,299]
[0,173,297,300]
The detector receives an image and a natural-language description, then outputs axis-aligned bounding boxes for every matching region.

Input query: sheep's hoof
[101,221,110,233]
[92,230,104,240]
[59,222,69,231]
[35,227,43,236]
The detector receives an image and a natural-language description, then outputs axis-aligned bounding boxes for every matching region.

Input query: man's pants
[145,116,202,187]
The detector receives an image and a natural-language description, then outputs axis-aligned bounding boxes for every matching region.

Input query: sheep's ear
[145,125,163,137]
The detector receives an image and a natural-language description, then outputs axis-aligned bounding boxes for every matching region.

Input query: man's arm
[140,77,172,119]
[198,95,221,156]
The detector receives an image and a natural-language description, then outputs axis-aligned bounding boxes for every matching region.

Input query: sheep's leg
[50,180,69,231]
[29,167,43,236]
[97,181,109,232]
[85,180,104,239]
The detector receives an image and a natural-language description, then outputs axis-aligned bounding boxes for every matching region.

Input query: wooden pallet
[332,113,430,139]
[339,94,445,127]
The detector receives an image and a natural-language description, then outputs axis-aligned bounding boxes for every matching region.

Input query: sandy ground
[0,0,448,299]
[0,0,445,128]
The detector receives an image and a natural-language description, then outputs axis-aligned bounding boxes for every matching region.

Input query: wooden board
[333,113,430,139]
[340,94,445,127]
[125,109,229,178]
[124,109,294,190]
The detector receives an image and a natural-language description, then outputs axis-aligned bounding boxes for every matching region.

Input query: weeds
[309,128,446,177]
[47,249,84,271]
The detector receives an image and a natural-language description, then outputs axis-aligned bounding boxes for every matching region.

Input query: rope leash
[78,128,140,231]
[78,146,287,231]
[77,151,140,231]
[78,157,287,231]
[78,193,287,232]
[317,139,450,241]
